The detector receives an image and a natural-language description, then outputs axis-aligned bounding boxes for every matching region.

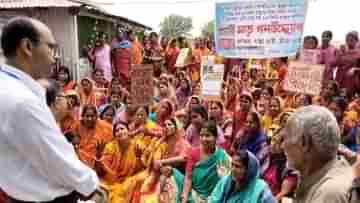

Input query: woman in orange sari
[78,78,97,106]
[55,66,77,93]
[129,30,144,65]
[74,105,113,172]
[165,39,180,74]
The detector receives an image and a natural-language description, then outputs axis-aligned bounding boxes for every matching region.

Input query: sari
[239,131,270,175]
[209,151,276,203]
[131,39,144,65]
[335,48,360,94]
[132,128,191,203]
[78,78,97,107]
[191,48,202,83]
[93,44,112,82]
[166,47,180,74]
[75,120,113,170]
[320,45,338,87]
[172,148,231,202]
[63,80,77,93]
[112,39,132,83]
[0,190,9,203]
[100,139,146,203]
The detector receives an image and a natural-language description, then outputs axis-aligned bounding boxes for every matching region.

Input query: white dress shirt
[0,64,98,202]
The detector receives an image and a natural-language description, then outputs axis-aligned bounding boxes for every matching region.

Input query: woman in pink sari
[320,30,338,87]
[336,31,360,95]
[91,33,112,82]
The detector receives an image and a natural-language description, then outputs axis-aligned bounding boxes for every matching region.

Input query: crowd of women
[3,28,360,203]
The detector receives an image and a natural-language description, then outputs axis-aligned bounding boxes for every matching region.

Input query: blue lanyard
[0,67,19,80]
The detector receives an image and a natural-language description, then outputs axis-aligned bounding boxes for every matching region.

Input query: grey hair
[286,105,340,161]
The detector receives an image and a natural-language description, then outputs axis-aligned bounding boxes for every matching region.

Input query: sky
[95,0,360,41]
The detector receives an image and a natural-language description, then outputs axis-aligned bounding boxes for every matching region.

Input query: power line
[113,0,214,4]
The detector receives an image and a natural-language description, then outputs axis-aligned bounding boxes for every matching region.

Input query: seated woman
[186,105,225,147]
[209,101,233,153]
[176,77,192,109]
[328,97,358,152]
[209,150,276,203]
[92,68,109,89]
[263,126,298,201]
[74,105,113,172]
[235,111,270,175]
[78,78,97,107]
[262,97,283,134]
[55,66,77,93]
[132,118,190,203]
[177,120,231,203]
[98,104,116,125]
[99,121,146,203]
[99,106,160,203]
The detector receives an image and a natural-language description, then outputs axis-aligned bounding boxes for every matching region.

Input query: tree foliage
[159,14,193,39]
[201,20,215,39]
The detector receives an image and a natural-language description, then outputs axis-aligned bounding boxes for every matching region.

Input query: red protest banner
[131,64,154,106]
[283,61,325,95]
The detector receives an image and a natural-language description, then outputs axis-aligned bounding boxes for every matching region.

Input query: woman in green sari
[209,150,276,203]
[173,120,231,203]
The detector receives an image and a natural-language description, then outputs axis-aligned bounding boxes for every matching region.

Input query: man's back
[294,158,353,203]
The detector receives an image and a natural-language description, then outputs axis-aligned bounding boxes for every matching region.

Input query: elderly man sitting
[281,105,353,203]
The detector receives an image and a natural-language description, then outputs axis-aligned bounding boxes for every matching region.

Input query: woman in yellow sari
[98,106,161,203]
[262,97,283,135]
[99,121,147,203]
[132,118,190,203]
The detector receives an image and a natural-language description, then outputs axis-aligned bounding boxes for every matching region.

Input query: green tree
[201,20,215,40]
[159,14,193,39]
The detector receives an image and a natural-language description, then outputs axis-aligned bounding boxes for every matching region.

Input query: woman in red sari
[144,32,163,77]
[165,39,180,75]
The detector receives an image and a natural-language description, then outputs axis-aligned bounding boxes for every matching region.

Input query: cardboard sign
[283,61,325,95]
[215,0,308,58]
[299,49,321,64]
[201,57,225,100]
[131,64,154,106]
[175,48,189,67]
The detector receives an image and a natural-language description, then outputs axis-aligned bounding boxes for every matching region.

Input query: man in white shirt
[0,17,98,203]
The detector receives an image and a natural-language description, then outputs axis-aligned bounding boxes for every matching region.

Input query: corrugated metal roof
[0,0,80,9]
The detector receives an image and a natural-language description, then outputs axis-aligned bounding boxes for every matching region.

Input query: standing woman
[90,32,112,82]
[165,38,180,75]
[336,31,360,95]
[55,66,77,93]
[111,29,131,88]
[144,32,163,77]
[320,30,338,87]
